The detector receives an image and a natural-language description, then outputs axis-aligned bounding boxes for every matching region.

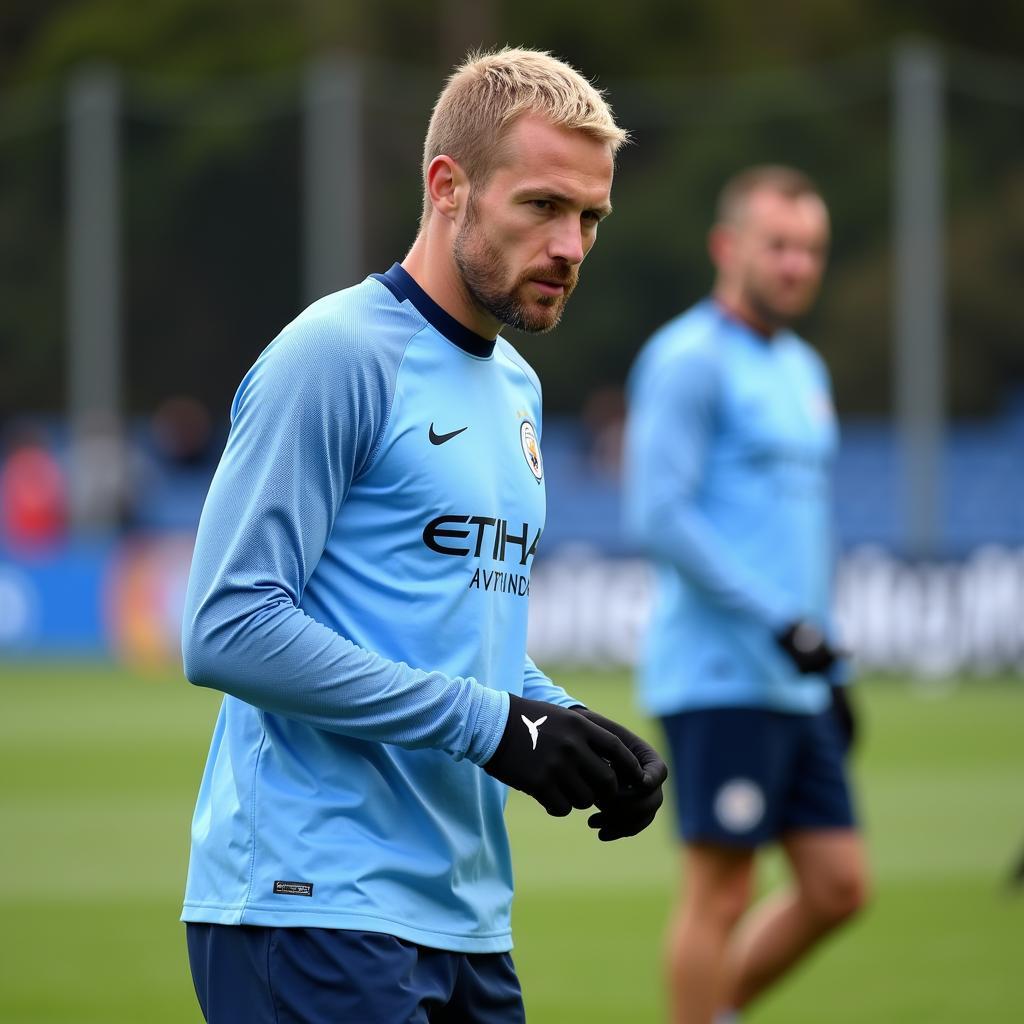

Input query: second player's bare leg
[666,844,755,1024]
[719,829,869,1014]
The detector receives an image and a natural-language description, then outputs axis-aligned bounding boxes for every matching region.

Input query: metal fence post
[892,40,946,558]
[66,64,124,532]
[303,55,363,305]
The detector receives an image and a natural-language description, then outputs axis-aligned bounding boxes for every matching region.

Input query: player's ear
[426,155,468,223]
[707,223,733,273]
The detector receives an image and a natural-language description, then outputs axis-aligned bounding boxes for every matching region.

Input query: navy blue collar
[372,263,496,358]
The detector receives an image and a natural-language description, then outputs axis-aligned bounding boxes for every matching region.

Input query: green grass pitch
[0,663,1021,1022]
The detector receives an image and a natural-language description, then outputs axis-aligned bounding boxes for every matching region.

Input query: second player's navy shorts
[660,706,857,847]
[186,923,525,1024]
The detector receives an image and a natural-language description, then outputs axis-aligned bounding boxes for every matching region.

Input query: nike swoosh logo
[429,423,468,445]
[521,714,548,751]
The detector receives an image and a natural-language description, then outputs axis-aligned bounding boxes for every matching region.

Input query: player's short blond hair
[715,165,824,227]
[420,47,628,225]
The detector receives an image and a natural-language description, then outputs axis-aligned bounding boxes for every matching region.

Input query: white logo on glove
[521,715,547,751]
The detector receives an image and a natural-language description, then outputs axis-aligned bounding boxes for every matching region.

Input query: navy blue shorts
[660,706,857,847]
[186,924,525,1024]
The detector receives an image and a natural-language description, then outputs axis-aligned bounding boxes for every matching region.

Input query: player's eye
[530,199,554,212]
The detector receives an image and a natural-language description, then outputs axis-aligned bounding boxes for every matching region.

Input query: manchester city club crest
[714,778,765,834]
[520,419,543,482]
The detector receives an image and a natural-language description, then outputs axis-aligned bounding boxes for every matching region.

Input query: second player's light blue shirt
[624,299,840,717]
[181,264,578,952]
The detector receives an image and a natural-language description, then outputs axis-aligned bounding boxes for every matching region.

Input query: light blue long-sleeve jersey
[624,299,840,716]
[180,264,578,953]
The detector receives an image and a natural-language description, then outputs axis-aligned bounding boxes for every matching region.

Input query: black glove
[484,694,643,817]
[829,684,858,752]
[572,707,668,841]
[776,620,840,675]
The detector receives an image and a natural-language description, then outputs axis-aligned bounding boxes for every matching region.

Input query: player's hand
[572,708,668,841]
[776,619,841,675]
[829,684,858,752]
[483,694,643,817]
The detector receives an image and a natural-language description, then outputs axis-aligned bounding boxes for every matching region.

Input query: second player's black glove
[484,694,643,817]
[572,708,668,841]
[829,684,858,752]
[776,619,840,675]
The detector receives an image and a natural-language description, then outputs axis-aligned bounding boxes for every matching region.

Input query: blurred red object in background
[1,442,68,549]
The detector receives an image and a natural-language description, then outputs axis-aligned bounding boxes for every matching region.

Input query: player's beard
[743,271,820,333]
[453,198,577,334]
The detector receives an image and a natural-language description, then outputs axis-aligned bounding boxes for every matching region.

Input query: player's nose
[548,218,586,265]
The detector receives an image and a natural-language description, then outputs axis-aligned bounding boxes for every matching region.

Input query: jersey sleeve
[623,342,799,630]
[804,346,849,678]
[521,653,582,708]
[181,317,508,766]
